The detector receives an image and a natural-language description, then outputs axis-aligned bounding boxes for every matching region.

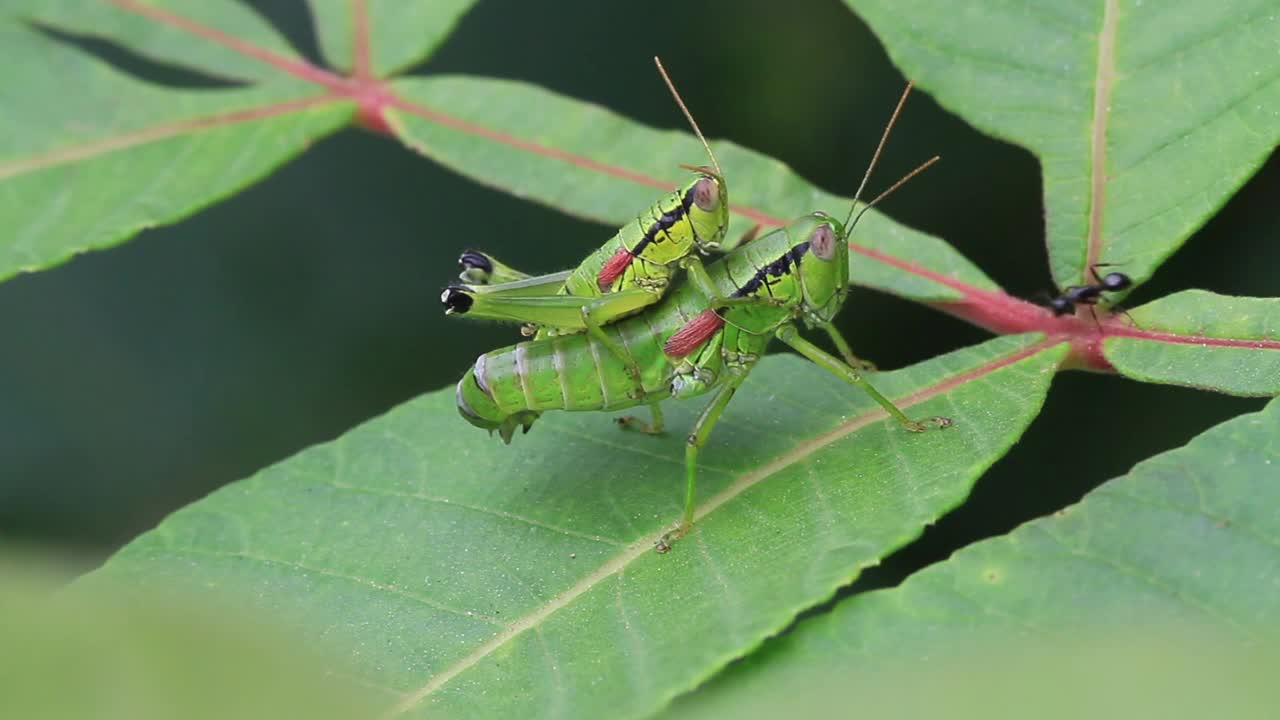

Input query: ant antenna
[654,56,722,177]
[843,81,914,233]
[847,155,940,232]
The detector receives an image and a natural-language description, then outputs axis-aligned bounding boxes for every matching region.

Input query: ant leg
[1112,305,1141,329]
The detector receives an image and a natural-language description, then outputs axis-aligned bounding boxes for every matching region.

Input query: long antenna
[843,81,914,233]
[654,56,722,177]
[847,155,940,231]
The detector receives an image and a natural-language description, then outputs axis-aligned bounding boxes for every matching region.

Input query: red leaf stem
[91,0,1280,373]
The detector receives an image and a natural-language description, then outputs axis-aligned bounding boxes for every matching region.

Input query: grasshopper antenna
[654,56,722,177]
[842,81,925,238]
[847,155,940,232]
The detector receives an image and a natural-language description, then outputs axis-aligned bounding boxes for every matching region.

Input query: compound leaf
[847,0,1280,290]
[679,396,1280,717]
[1106,290,1280,396]
[306,0,480,77]
[87,335,1064,720]
[390,75,999,303]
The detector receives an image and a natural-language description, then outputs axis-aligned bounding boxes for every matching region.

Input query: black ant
[1046,264,1134,325]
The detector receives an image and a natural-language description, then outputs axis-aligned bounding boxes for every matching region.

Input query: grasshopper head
[682,165,729,253]
[792,212,849,325]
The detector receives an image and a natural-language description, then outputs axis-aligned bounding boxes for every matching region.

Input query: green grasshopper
[441,58,750,398]
[452,86,950,551]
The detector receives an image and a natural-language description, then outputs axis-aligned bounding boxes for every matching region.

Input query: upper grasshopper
[441,58,749,399]
[449,84,950,551]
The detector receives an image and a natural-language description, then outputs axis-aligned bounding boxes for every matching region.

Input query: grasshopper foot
[846,356,878,372]
[624,375,650,402]
[654,522,691,553]
[615,416,663,435]
[902,415,953,433]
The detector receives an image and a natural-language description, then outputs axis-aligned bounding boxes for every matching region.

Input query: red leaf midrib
[90,0,1280,370]
[109,0,352,93]
[1107,326,1280,350]
[351,0,373,81]
[0,93,343,180]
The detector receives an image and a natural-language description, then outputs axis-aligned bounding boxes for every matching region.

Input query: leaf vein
[1091,487,1280,553]
[326,481,626,547]
[0,95,342,181]
[383,344,1042,716]
[1028,525,1249,633]
[150,546,501,625]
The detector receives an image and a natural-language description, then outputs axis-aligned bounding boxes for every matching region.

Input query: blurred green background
[1,0,1272,577]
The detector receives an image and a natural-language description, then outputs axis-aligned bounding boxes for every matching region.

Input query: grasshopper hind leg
[577,289,664,400]
[457,250,532,285]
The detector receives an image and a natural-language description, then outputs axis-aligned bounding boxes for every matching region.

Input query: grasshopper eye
[692,178,720,212]
[809,223,837,261]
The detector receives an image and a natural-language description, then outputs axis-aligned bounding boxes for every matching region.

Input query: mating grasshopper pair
[443,59,950,550]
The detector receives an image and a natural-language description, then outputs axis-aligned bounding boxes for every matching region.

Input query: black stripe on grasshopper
[631,180,700,257]
[732,241,811,299]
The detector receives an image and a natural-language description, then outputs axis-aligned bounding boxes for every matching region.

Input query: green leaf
[2,552,379,720]
[307,0,480,77]
[4,1,994,309]
[387,75,999,303]
[676,631,1280,719]
[846,0,1280,289]
[19,0,306,84]
[1105,290,1280,396]
[3,1,491,286]
[681,395,1280,717]
[0,11,352,283]
[86,335,1064,719]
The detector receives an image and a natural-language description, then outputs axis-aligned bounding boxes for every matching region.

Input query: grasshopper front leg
[680,255,738,309]
[775,324,950,432]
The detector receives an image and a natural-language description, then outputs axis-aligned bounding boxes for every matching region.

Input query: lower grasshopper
[452,87,950,550]
[442,58,749,398]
